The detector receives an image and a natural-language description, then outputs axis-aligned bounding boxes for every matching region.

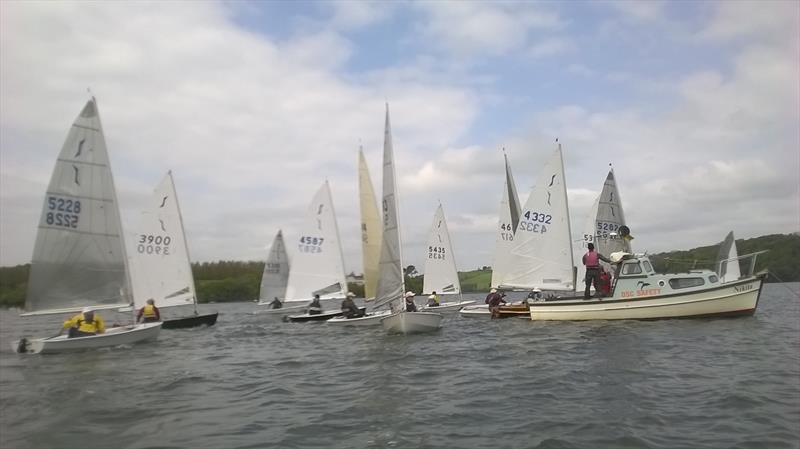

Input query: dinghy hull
[13,322,162,354]
[421,300,476,312]
[162,312,218,329]
[381,311,442,334]
[327,309,392,326]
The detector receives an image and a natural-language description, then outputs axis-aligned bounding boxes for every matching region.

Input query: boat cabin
[610,254,722,300]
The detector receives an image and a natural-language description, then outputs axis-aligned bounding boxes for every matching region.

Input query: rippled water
[1,284,799,449]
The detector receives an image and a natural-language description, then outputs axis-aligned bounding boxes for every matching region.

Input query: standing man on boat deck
[63,307,106,338]
[137,298,161,323]
[583,243,612,299]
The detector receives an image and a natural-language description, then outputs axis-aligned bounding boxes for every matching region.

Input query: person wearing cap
[583,242,612,299]
[426,291,440,307]
[404,292,418,312]
[63,307,106,338]
[341,292,363,318]
[487,290,508,318]
[527,288,543,301]
[137,298,161,323]
[307,294,323,315]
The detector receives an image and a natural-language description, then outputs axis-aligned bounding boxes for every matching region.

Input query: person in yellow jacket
[63,307,106,338]
[137,298,161,323]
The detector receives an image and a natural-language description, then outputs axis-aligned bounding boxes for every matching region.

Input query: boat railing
[719,250,769,278]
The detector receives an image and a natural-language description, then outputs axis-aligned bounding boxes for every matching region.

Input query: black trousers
[584,268,600,298]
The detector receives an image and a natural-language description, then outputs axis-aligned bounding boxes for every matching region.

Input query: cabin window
[669,277,705,289]
[621,262,642,275]
[642,261,653,273]
[709,275,718,283]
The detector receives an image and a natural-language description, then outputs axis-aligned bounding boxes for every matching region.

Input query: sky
[1,0,798,274]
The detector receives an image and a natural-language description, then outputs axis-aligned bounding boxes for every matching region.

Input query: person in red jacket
[598,267,612,297]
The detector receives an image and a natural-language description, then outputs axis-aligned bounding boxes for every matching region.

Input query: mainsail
[490,151,522,288]
[284,181,349,301]
[372,104,405,311]
[500,143,574,291]
[130,171,197,310]
[358,147,382,300]
[258,230,290,303]
[25,98,131,315]
[422,204,461,295]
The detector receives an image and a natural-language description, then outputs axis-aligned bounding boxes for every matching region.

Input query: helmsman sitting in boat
[63,307,106,338]
[308,294,323,315]
[427,291,440,307]
[404,292,418,312]
[341,292,364,318]
[527,288,543,301]
[269,297,283,309]
[137,299,161,323]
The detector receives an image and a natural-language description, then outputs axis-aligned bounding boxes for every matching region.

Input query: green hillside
[1,233,797,308]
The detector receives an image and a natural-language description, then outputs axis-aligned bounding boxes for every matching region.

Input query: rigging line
[766,272,800,299]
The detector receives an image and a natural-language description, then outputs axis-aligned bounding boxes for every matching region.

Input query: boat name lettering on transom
[734,284,753,293]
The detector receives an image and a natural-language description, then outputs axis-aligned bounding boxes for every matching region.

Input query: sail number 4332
[518,211,552,234]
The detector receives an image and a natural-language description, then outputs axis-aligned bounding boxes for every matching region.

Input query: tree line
[1,233,797,308]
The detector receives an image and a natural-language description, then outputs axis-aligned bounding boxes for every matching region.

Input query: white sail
[24,98,132,315]
[422,204,460,295]
[284,181,349,302]
[501,143,574,291]
[372,105,405,311]
[130,171,197,310]
[358,147,382,300]
[490,151,522,288]
[717,231,741,283]
[258,230,290,303]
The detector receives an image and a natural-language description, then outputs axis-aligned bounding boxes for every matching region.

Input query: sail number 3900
[137,234,172,255]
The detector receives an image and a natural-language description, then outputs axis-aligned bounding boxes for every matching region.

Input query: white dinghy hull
[421,300,476,312]
[13,322,162,354]
[459,304,489,317]
[327,309,392,326]
[254,304,307,316]
[381,311,442,334]
[530,275,765,321]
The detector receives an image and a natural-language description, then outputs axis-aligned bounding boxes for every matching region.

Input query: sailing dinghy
[255,230,303,315]
[130,171,217,329]
[13,98,161,353]
[284,181,352,322]
[420,204,475,311]
[374,104,442,334]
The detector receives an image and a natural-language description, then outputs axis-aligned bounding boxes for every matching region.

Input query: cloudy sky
[1,1,798,274]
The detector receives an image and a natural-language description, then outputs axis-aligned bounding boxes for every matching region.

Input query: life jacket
[584,251,600,268]
[72,313,103,333]
[142,304,157,318]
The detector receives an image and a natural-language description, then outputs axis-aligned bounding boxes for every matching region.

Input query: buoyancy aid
[64,313,105,334]
[142,304,158,318]
[584,251,600,268]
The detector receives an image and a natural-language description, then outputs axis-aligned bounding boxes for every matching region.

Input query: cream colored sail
[358,147,382,300]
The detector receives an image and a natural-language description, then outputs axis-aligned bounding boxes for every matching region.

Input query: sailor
[427,291,441,307]
[308,294,323,315]
[598,267,612,297]
[527,288,543,301]
[488,291,508,319]
[63,307,106,338]
[485,288,499,304]
[404,291,418,312]
[269,296,283,309]
[583,243,612,299]
[137,298,161,323]
[341,292,363,318]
